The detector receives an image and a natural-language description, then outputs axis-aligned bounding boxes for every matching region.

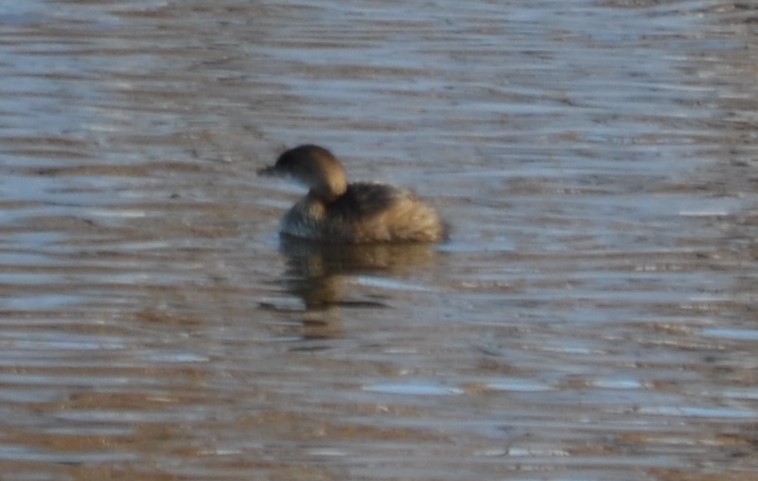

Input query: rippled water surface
[1,1,757,479]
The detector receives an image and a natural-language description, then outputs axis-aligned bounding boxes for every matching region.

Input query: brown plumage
[258,145,445,243]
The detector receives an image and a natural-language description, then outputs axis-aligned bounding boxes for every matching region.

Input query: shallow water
[1,0,757,479]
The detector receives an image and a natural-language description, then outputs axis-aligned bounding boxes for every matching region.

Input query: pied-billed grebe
[258,145,445,243]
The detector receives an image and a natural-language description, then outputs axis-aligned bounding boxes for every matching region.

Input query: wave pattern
[0,0,756,479]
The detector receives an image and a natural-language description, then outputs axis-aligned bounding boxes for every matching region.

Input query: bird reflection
[271,235,437,342]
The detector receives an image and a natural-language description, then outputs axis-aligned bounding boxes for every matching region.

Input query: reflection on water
[263,236,438,343]
[279,234,437,307]
[1,0,757,480]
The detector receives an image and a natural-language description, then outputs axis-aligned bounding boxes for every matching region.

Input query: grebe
[258,145,445,243]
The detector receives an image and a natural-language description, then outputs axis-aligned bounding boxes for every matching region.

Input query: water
[1,0,756,479]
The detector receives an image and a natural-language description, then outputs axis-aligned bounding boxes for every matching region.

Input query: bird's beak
[257,165,276,177]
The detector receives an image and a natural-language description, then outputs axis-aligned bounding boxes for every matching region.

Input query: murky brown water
[1,0,757,479]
